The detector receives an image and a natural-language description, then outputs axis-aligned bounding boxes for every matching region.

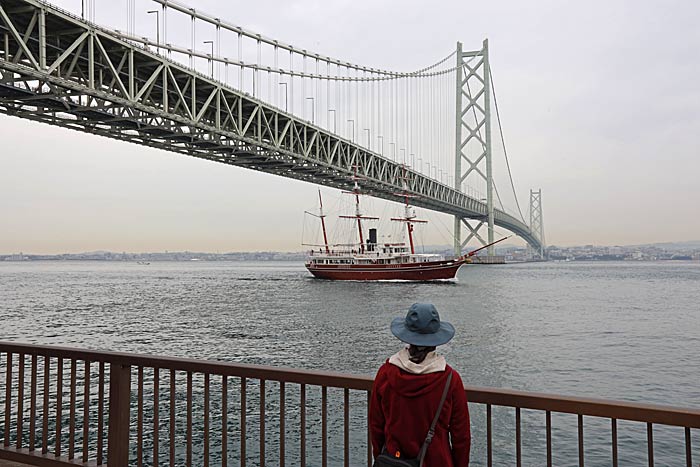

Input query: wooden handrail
[0,341,373,390]
[1,341,699,428]
[465,386,700,429]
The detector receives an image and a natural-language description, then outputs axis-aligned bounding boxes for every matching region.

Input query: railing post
[107,363,131,466]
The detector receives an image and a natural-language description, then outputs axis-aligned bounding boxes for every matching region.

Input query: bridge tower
[529,189,546,258]
[453,39,495,256]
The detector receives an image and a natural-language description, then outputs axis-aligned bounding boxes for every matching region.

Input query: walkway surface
[0,461,32,467]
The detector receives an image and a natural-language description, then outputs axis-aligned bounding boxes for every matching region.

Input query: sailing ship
[304,175,506,281]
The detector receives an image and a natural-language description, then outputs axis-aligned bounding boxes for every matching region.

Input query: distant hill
[627,241,700,251]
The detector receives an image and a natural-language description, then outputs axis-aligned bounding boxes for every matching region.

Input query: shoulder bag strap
[417,371,453,467]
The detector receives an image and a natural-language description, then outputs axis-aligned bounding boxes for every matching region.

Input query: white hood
[388,347,447,375]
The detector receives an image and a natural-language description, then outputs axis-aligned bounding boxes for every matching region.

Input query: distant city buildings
[0,251,308,262]
[513,244,700,262]
[1,243,699,262]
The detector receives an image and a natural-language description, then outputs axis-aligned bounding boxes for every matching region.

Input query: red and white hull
[305,258,467,281]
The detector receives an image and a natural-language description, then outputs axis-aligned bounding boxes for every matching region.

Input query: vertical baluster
[321,386,327,467]
[486,404,492,467]
[170,370,175,467]
[69,359,76,459]
[344,388,349,467]
[42,355,49,454]
[0,353,2,442]
[16,354,24,449]
[241,377,247,467]
[106,363,132,467]
[515,407,521,467]
[685,427,692,467]
[259,379,265,467]
[279,381,285,467]
[186,371,192,467]
[97,361,104,465]
[611,418,618,467]
[4,352,11,448]
[30,354,37,451]
[300,383,306,467]
[170,369,176,467]
[647,423,654,467]
[137,367,144,467]
[204,373,210,467]
[82,361,90,463]
[546,411,552,467]
[55,356,63,457]
[187,372,193,467]
[154,367,160,467]
[578,414,584,467]
[366,391,371,467]
[222,376,228,467]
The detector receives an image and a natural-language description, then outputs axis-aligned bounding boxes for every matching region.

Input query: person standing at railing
[370,303,471,466]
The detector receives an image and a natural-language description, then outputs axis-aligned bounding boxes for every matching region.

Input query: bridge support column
[529,189,546,259]
[453,42,463,257]
[453,39,495,257]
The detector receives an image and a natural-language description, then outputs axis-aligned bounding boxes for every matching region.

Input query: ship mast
[391,165,426,254]
[354,180,364,252]
[339,168,378,253]
[318,189,330,254]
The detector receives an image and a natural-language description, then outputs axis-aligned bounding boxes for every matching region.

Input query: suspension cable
[489,63,525,223]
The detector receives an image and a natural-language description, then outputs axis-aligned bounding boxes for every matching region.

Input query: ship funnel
[367,228,378,251]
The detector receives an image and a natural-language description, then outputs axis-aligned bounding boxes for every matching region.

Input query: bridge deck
[0,0,542,251]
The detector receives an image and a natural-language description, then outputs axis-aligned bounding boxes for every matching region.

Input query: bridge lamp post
[347,119,355,142]
[377,135,384,156]
[203,41,214,77]
[389,142,396,161]
[305,97,315,124]
[400,148,406,165]
[328,110,336,133]
[364,129,371,149]
[147,10,160,50]
[279,83,288,112]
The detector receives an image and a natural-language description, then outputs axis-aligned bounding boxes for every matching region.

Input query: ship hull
[305,259,466,281]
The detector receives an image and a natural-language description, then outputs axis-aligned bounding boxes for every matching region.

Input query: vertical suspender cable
[274,46,279,107]
[191,15,196,68]
[237,33,242,90]
[289,50,294,114]
[327,62,331,130]
[301,55,306,119]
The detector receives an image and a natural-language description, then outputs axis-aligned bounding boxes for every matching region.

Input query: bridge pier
[453,39,545,257]
[453,39,497,257]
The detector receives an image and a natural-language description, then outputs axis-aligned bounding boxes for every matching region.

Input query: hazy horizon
[4,239,700,256]
[1,0,698,253]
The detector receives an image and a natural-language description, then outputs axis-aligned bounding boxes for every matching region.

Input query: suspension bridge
[0,0,546,257]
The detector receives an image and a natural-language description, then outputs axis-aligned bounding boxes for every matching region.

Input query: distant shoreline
[2,257,698,263]
[2,240,699,263]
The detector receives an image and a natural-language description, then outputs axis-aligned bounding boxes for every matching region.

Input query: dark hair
[408,345,436,364]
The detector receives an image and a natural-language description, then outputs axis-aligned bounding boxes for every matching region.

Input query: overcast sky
[1,0,699,254]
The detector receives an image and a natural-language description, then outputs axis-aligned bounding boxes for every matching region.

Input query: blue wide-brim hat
[390,303,455,347]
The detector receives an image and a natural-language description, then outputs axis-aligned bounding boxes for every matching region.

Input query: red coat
[369,361,471,467]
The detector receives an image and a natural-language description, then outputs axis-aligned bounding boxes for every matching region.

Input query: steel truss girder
[0,0,540,249]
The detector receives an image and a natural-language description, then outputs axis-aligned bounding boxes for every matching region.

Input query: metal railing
[1,342,698,466]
